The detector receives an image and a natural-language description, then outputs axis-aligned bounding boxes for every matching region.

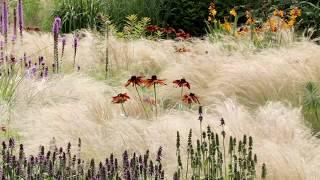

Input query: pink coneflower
[173,78,191,98]
[183,93,200,105]
[125,75,149,118]
[112,93,130,117]
[144,75,166,117]
[146,25,159,33]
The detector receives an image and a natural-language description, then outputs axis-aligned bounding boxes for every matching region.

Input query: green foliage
[0,69,23,104]
[51,0,107,33]
[112,14,151,40]
[303,82,320,133]
[297,1,320,39]
[159,0,211,36]
[105,0,164,29]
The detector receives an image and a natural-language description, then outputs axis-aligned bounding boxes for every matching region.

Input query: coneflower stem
[135,85,148,119]
[154,83,157,118]
[180,87,183,99]
[121,103,127,117]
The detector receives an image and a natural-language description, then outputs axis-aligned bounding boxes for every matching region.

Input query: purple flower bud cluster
[22,54,49,79]
[2,1,9,42]
[52,17,61,35]
[17,0,24,37]
[0,139,165,179]
[73,35,78,68]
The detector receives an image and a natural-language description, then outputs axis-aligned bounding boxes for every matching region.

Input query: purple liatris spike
[13,8,17,36]
[61,36,66,58]
[2,1,8,42]
[0,41,3,62]
[52,17,61,34]
[73,35,78,68]
[17,0,24,38]
[52,17,61,73]
[44,66,48,77]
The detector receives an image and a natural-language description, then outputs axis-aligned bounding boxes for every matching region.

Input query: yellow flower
[222,22,232,32]
[273,9,284,17]
[210,9,217,17]
[290,7,301,18]
[246,17,255,25]
[279,10,284,17]
[268,19,278,32]
[230,8,237,17]
[208,16,212,22]
[287,18,296,28]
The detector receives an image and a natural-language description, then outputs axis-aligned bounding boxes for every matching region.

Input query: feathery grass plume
[144,75,166,118]
[112,93,130,117]
[17,0,23,39]
[125,75,149,118]
[73,34,78,69]
[52,17,61,73]
[2,1,9,44]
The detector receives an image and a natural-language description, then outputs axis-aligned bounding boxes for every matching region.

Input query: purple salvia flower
[17,0,24,38]
[2,1,9,42]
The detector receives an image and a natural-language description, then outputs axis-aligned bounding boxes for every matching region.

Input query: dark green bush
[159,0,211,36]
[297,1,320,39]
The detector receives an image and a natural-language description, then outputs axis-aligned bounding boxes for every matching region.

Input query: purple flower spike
[52,17,61,34]
[62,36,66,45]
[17,0,24,37]
[73,36,78,48]
[72,35,78,68]
[52,17,61,73]
[2,1,9,40]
